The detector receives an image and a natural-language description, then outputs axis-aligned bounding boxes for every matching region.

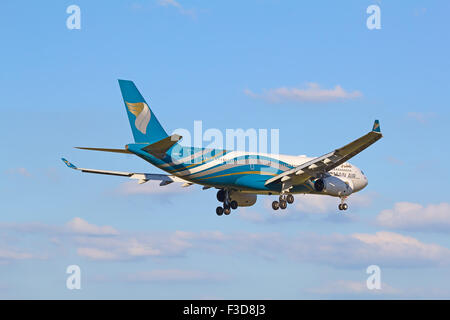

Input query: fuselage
[125,144,368,196]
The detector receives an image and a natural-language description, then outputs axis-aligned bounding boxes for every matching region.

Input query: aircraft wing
[61,158,192,186]
[265,120,383,188]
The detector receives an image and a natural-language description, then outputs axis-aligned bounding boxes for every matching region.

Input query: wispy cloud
[245,83,362,103]
[406,112,435,124]
[0,248,35,264]
[289,231,450,268]
[376,202,450,233]
[4,218,450,268]
[66,217,119,236]
[76,247,118,260]
[4,167,31,177]
[386,156,405,166]
[157,0,196,18]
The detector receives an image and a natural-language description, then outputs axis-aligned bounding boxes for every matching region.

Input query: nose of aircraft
[353,170,368,192]
[362,174,368,189]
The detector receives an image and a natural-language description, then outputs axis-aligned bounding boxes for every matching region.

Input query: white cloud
[351,231,450,266]
[0,248,34,262]
[77,248,118,260]
[282,231,450,268]
[170,229,450,268]
[73,232,192,261]
[245,83,362,103]
[4,218,450,268]
[376,202,450,233]
[66,217,119,236]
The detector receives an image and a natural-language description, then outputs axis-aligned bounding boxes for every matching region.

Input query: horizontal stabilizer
[75,147,132,154]
[142,134,182,158]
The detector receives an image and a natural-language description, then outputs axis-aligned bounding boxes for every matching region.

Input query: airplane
[62,80,383,216]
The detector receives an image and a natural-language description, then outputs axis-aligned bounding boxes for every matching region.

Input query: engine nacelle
[229,192,257,207]
[313,176,353,197]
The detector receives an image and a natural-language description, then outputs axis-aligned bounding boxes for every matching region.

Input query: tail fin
[118,80,168,144]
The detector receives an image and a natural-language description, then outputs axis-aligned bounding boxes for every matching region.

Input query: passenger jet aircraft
[62,80,382,216]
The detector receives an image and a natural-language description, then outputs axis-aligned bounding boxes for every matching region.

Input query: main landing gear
[272,193,294,211]
[216,189,238,216]
[338,197,348,211]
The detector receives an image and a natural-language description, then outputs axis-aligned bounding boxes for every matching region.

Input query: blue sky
[0,0,449,299]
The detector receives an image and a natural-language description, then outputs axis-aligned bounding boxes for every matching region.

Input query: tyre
[279,200,287,210]
[286,194,294,204]
[230,200,238,210]
[216,207,224,216]
[342,203,348,210]
[216,189,225,202]
[272,201,280,210]
[224,208,231,215]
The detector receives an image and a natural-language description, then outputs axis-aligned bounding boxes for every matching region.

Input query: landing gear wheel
[230,200,238,210]
[342,203,348,210]
[272,201,280,210]
[286,194,294,204]
[216,207,224,216]
[216,189,225,202]
[224,207,231,215]
[338,204,343,210]
[279,200,287,210]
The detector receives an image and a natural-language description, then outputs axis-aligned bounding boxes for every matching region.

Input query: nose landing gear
[338,197,348,211]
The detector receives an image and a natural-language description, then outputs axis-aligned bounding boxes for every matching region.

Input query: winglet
[372,120,381,133]
[61,158,78,169]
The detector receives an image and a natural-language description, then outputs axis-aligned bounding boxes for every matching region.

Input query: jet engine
[313,176,353,197]
[229,192,257,207]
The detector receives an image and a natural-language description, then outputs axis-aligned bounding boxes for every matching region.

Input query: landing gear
[272,193,294,211]
[216,189,238,216]
[338,197,348,211]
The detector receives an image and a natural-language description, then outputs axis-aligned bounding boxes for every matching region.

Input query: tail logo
[126,102,151,135]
